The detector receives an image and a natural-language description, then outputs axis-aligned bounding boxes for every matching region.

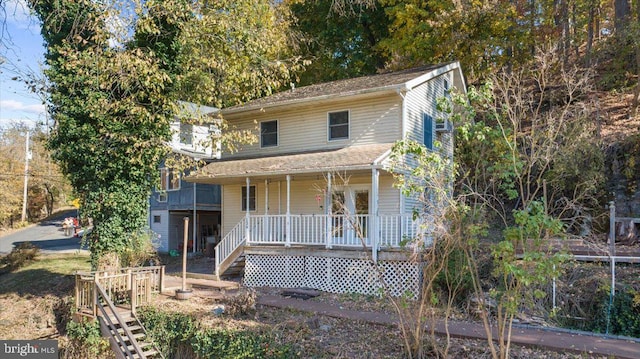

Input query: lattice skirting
[243,254,421,298]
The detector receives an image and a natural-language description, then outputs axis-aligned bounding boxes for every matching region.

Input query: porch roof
[187,143,394,184]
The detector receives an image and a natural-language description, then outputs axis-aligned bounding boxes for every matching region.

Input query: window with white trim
[328,110,349,140]
[160,168,180,191]
[179,123,193,145]
[260,120,278,147]
[241,185,256,211]
[444,78,450,98]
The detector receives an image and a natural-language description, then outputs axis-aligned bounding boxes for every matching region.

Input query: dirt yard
[0,253,623,358]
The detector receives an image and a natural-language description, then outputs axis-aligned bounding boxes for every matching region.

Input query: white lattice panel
[244,255,305,288]
[244,254,421,298]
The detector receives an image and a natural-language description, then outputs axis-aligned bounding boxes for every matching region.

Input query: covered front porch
[188,144,428,294]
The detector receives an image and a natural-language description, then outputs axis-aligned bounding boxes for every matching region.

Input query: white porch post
[193,182,197,253]
[285,175,291,247]
[245,177,251,244]
[264,179,269,242]
[371,168,379,262]
[326,173,332,249]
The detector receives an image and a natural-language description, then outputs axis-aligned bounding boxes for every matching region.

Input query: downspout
[397,88,408,240]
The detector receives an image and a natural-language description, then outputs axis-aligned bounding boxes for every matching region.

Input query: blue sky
[0,0,47,130]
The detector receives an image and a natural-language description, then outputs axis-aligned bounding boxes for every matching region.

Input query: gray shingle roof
[189,143,394,183]
[223,64,446,113]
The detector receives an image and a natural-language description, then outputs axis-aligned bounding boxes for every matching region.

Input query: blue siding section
[149,180,221,211]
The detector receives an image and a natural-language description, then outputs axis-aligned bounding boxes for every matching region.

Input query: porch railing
[246,214,419,247]
[75,266,165,316]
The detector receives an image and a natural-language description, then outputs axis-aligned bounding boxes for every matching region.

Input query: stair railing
[95,280,145,358]
[215,218,247,278]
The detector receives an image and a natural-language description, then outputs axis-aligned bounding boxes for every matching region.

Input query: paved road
[0,209,88,254]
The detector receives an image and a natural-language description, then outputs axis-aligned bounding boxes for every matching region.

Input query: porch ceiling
[187,143,394,185]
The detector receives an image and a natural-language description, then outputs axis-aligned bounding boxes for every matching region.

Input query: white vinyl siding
[402,72,453,215]
[150,210,169,252]
[378,174,401,214]
[222,94,402,159]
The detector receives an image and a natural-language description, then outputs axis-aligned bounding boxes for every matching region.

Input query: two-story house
[149,102,222,255]
[188,63,466,296]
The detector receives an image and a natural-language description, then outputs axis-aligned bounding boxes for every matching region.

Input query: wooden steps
[99,306,163,359]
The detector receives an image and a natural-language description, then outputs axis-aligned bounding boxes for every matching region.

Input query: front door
[331,187,369,246]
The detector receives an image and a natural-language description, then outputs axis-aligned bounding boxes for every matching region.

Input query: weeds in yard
[0,242,39,274]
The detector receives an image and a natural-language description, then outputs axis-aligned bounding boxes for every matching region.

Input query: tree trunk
[586,6,594,66]
[562,0,569,66]
[614,0,630,33]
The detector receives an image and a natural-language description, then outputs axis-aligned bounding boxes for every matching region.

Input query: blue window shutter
[423,113,434,150]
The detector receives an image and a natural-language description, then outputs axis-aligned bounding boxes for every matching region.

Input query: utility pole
[21,130,32,222]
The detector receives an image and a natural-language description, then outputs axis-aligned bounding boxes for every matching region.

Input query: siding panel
[223,95,402,159]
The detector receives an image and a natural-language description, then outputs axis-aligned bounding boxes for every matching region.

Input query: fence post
[93,275,98,318]
[609,201,616,301]
[74,274,80,312]
[131,273,137,316]
[606,201,616,335]
[159,266,165,294]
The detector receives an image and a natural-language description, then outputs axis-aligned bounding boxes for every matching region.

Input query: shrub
[65,319,111,357]
[138,307,293,358]
[0,242,39,274]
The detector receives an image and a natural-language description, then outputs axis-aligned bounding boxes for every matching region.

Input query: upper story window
[423,113,434,151]
[160,168,180,191]
[260,120,278,148]
[179,123,193,145]
[443,78,450,97]
[328,110,349,141]
[242,185,256,211]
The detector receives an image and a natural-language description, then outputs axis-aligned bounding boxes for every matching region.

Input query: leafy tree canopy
[29,0,298,265]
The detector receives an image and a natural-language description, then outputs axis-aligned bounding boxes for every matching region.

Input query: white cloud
[1,99,45,114]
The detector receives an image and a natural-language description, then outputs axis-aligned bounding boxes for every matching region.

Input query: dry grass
[0,252,618,358]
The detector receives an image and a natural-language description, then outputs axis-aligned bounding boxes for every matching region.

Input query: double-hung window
[242,185,256,211]
[328,110,349,141]
[260,120,278,148]
[160,168,180,191]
